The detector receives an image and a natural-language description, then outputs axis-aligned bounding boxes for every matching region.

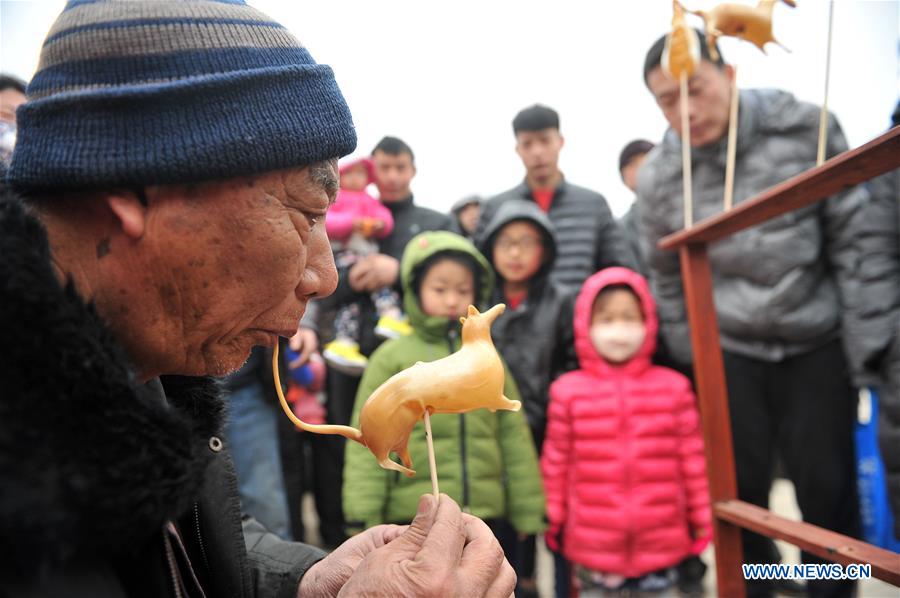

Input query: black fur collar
[0,191,225,579]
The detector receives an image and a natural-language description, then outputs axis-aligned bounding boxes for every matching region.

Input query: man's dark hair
[372,136,414,163]
[643,29,725,86]
[618,139,655,174]
[0,74,27,94]
[512,104,560,135]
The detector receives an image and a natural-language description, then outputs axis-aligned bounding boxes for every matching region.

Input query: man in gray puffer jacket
[638,32,871,598]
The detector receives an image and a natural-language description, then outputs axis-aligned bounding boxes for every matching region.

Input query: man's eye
[304,213,323,231]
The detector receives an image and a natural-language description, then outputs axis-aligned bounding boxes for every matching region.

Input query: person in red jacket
[541,267,711,594]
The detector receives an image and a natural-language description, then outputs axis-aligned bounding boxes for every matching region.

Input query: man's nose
[297,229,337,299]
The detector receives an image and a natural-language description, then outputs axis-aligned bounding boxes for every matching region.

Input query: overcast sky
[2,0,897,216]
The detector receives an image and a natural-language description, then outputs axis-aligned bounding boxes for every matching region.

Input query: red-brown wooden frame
[659,126,900,596]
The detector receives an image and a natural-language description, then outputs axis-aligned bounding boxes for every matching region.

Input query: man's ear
[558,134,566,150]
[105,192,146,239]
[724,63,736,84]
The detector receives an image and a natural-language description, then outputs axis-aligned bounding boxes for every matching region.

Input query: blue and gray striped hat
[7,0,357,191]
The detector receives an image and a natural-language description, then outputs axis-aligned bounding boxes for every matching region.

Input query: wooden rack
[659,126,900,596]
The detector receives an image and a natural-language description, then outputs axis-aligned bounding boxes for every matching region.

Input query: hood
[573,267,658,376]
[400,230,494,340]
[450,194,482,214]
[339,156,375,186]
[477,199,557,295]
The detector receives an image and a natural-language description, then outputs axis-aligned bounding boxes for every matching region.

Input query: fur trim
[0,191,225,579]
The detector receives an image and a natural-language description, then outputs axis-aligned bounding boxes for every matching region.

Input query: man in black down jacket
[478,104,635,290]
[0,2,513,596]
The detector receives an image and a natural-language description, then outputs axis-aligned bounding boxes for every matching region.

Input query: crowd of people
[1,1,897,597]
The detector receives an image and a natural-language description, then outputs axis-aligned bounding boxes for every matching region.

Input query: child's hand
[544,525,561,553]
[354,217,380,238]
[690,527,712,554]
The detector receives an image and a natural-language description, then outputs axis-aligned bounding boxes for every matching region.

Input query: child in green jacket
[343,231,546,574]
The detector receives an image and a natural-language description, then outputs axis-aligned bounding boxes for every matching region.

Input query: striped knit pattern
[8,0,356,191]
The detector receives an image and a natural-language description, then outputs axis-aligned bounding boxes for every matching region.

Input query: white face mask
[590,322,646,364]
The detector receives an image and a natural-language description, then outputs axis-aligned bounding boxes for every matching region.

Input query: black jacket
[478,179,635,290]
[618,201,647,277]
[477,200,577,449]
[321,194,450,355]
[0,193,323,597]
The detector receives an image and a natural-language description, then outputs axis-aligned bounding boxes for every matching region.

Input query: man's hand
[348,254,399,293]
[298,523,407,598]
[289,327,318,368]
[298,494,516,597]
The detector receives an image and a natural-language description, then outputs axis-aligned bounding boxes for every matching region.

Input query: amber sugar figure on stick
[689,0,795,60]
[273,303,520,481]
[663,1,701,228]
[686,0,795,211]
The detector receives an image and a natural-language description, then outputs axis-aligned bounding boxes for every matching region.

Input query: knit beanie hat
[7,0,357,192]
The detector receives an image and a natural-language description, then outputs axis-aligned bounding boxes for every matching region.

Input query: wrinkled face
[646,60,733,148]
[515,128,563,186]
[373,150,416,202]
[123,163,339,377]
[457,203,481,234]
[620,153,648,192]
[492,220,545,285]
[0,88,26,124]
[419,258,475,319]
[340,163,369,192]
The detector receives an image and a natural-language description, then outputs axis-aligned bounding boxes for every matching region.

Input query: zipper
[617,375,633,570]
[193,503,211,576]
[447,327,470,512]
[163,528,185,598]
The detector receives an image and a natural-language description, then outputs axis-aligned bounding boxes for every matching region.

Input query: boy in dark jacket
[477,199,576,452]
[477,199,576,597]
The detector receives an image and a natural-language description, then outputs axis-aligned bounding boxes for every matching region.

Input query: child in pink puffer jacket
[323,157,409,375]
[541,267,711,594]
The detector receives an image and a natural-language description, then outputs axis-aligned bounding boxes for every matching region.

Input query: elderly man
[0,1,514,597]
